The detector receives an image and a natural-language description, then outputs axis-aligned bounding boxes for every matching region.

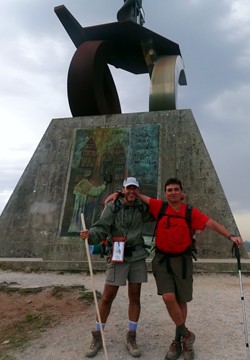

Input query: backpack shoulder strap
[157,201,168,222]
[185,204,197,256]
[101,198,122,257]
[152,201,168,242]
[185,204,193,229]
[111,198,123,213]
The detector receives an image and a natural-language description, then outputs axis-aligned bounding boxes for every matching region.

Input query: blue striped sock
[96,321,105,331]
[128,320,138,332]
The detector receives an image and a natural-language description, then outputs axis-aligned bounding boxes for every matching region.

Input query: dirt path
[1,270,250,360]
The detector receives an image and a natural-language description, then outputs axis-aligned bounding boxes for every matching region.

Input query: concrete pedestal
[0,110,247,265]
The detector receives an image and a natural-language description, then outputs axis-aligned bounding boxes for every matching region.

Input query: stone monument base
[0,110,247,266]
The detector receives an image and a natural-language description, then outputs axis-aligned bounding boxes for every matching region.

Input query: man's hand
[228,235,244,248]
[104,192,119,206]
[80,230,89,240]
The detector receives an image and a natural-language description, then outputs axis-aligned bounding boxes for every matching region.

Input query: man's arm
[206,218,243,247]
[80,203,114,244]
[104,192,120,205]
[137,193,150,205]
[104,190,151,207]
[104,191,151,206]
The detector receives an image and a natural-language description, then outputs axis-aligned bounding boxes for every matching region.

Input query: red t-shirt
[149,198,210,254]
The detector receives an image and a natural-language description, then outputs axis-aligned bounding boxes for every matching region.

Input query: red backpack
[152,202,197,257]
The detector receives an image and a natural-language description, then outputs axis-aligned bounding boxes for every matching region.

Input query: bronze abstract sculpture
[54,2,186,116]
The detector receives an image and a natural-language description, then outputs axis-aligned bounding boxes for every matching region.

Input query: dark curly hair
[164,178,183,192]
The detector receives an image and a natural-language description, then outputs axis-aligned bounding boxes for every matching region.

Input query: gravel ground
[1,269,250,360]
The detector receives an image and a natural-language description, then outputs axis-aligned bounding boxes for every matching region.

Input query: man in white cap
[80,177,153,358]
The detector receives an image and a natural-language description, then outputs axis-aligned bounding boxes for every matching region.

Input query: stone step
[1,257,250,274]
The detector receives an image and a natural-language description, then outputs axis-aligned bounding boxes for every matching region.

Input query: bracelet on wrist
[228,234,235,241]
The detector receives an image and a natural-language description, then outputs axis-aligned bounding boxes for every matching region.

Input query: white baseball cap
[123,177,140,188]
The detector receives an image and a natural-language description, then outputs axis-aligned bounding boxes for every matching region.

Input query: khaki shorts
[105,259,148,286]
[152,252,193,302]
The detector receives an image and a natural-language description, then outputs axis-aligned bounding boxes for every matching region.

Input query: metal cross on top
[54,1,187,117]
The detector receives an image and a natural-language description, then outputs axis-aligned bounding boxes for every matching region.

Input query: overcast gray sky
[1,0,250,240]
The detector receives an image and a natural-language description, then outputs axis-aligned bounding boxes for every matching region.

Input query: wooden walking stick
[80,213,109,360]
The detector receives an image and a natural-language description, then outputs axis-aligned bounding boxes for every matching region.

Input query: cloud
[219,0,250,41]
[199,85,250,212]
[205,84,250,126]
[234,210,250,241]
[0,190,13,214]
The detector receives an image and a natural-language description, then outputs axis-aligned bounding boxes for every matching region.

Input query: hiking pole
[233,243,250,360]
[80,213,109,360]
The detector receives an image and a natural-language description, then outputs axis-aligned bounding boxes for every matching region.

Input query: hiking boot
[182,331,195,360]
[164,339,182,360]
[85,330,102,358]
[126,330,141,358]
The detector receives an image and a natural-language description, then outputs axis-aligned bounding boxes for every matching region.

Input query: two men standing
[81,176,243,359]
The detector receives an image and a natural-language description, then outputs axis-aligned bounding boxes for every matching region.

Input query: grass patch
[0,286,43,295]
[0,285,91,357]
[78,290,102,304]
[0,312,57,353]
[0,355,16,360]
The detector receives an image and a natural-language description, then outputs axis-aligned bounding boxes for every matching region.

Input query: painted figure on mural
[64,126,159,234]
[68,136,112,233]
[67,168,108,233]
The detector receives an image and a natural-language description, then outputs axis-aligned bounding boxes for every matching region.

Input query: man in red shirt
[137,177,243,360]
